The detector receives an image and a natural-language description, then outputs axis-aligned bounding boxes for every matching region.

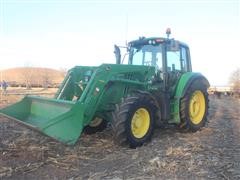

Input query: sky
[0,0,239,86]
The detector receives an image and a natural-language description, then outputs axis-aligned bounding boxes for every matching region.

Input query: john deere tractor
[0,30,209,148]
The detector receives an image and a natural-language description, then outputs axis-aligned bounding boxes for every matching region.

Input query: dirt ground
[0,89,240,180]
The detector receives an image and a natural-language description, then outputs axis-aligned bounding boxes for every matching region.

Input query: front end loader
[0,29,209,147]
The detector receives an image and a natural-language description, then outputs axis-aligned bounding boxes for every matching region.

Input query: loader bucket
[0,96,85,145]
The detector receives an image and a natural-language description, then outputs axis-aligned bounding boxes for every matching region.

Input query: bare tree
[42,68,52,89]
[22,63,34,89]
[229,68,240,96]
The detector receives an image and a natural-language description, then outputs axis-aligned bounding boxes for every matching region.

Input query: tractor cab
[114,31,192,91]
[127,37,192,89]
[127,29,191,70]
[115,29,191,73]
[128,37,192,72]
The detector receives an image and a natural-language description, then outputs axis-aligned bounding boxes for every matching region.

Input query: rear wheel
[180,79,209,131]
[84,117,107,134]
[111,93,157,148]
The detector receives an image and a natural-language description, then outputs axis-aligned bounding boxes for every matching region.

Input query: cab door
[164,41,190,95]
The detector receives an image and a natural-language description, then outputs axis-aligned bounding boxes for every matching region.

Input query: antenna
[125,13,128,46]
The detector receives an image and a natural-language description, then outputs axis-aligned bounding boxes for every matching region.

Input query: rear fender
[170,72,210,124]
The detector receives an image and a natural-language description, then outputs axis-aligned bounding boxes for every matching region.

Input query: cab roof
[128,37,189,48]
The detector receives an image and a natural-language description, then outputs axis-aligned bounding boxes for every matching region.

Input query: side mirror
[114,45,121,64]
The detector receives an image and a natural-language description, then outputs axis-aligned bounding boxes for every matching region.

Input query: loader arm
[76,64,156,126]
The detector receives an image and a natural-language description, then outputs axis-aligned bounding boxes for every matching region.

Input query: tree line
[4,67,67,89]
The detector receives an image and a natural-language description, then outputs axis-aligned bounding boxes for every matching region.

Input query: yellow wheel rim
[189,90,206,124]
[131,108,150,138]
[89,117,102,127]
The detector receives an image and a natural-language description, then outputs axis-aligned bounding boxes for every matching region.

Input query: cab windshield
[128,44,163,69]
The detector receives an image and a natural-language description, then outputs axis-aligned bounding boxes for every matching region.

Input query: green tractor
[0,30,209,148]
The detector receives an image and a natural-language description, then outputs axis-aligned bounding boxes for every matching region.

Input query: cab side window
[166,46,189,72]
[156,52,163,70]
[167,50,181,71]
[181,47,188,72]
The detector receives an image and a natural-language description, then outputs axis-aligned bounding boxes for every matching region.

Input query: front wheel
[84,117,108,134]
[111,93,157,148]
[180,79,209,131]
